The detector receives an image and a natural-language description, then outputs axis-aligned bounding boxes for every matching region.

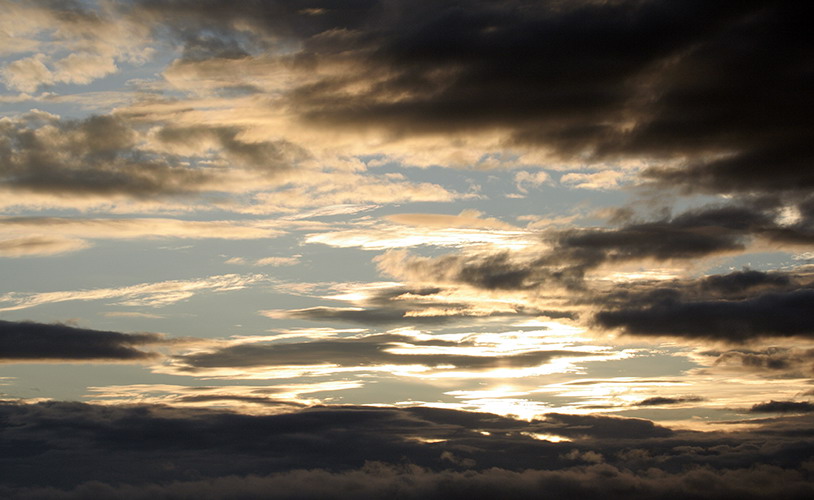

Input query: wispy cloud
[0,274,268,312]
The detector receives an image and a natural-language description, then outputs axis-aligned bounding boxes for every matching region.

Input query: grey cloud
[0,114,211,197]
[156,125,310,172]
[0,319,162,362]
[712,347,814,375]
[0,115,309,200]
[381,206,794,294]
[171,333,591,372]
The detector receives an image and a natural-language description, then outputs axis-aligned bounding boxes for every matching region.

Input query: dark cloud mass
[0,319,162,361]
[133,0,813,196]
[1,401,813,499]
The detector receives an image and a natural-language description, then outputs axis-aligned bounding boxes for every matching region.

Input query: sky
[1,0,813,498]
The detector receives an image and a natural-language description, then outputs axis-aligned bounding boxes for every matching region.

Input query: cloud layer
[1,401,813,499]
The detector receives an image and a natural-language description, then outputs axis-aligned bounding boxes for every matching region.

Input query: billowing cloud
[0,319,162,362]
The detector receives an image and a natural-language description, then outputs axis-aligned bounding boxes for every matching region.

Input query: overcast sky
[1,1,813,498]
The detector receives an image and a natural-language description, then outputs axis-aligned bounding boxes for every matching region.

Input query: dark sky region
[1,0,813,498]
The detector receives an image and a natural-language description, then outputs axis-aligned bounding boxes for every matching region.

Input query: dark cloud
[132,1,812,197]
[170,333,592,373]
[549,206,765,265]
[0,319,162,362]
[1,401,814,498]
[595,288,814,342]
[750,401,814,414]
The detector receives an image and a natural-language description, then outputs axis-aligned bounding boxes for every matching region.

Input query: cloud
[127,1,811,198]
[561,170,628,190]
[1,401,814,498]
[227,255,301,267]
[712,347,814,376]
[153,125,310,172]
[634,396,704,407]
[0,320,162,362]
[5,462,814,500]
[0,235,89,257]
[0,273,268,312]
[0,113,213,197]
[166,332,599,379]
[593,275,814,342]
[750,400,814,414]
[264,280,570,328]
[85,381,363,411]
[375,205,792,294]
[0,216,285,242]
